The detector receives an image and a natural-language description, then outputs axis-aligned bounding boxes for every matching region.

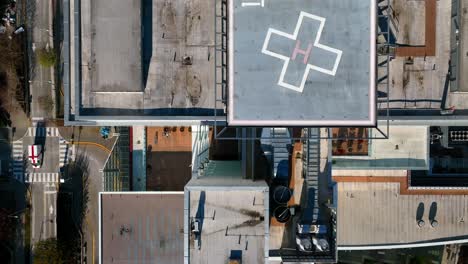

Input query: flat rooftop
[72,0,218,122]
[186,188,269,264]
[380,0,468,111]
[227,0,376,126]
[337,182,468,247]
[99,192,184,264]
[332,126,429,170]
[90,0,142,93]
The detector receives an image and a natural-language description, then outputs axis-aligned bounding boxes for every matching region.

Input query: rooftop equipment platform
[225,0,377,126]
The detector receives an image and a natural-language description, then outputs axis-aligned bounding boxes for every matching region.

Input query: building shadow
[429,202,437,221]
[416,202,424,221]
[141,0,153,87]
[195,191,205,229]
[33,121,46,147]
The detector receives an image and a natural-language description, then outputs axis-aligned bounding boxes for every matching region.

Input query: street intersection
[12,124,74,245]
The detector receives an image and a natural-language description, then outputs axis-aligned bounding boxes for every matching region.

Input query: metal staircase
[303,128,320,222]
[376,0,396,109]
[271,128,291,178]
[377,0,399,45]
[214,0,228,109]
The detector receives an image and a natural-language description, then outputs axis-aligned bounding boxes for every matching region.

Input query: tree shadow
[57,152,90,262]
[0,106,11,127]
[0,177,28,263]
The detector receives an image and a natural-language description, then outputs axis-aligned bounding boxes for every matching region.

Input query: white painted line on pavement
[43,190,47,239]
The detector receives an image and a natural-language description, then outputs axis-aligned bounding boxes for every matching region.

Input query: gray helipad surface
[228,0,376,126]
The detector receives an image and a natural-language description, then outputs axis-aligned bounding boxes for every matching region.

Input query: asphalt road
[31,183,57,243]
[30,0,55,119]
[22,131,61,245]
[25,0,58,247]
[78,146,108,264]
[23,133,59,173]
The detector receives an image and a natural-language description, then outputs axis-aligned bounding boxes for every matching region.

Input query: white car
[28,145,42,169]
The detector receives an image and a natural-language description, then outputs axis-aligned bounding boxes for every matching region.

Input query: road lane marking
[31,189,35,243]
[27,127,60,137]
[53,191,57,237]
[72,141,111,154]
[43,188,47,240]
[59,139,74,167]
[11,140,24,181]
[25,173,60,183]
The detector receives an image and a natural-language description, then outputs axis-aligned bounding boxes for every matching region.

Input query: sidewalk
[58,126,117,151]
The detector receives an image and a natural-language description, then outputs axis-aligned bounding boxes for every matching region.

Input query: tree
[0,208,15,242]
[33,238,63,264]
[0,34,22,69]
[409,256,432,264]
[36,47,57,67]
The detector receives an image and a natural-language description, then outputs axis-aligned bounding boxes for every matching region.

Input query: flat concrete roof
[91,0,142,93]
[75,0,218,121]
[99,192,184,264]
[186,189,269,264]
[337,182,468,247]
[228,0,376,126]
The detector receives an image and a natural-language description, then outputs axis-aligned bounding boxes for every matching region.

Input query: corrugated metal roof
[337,182,468,246]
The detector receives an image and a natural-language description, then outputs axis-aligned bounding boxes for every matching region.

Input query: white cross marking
[241,0,264,7]
[261,11,343,93]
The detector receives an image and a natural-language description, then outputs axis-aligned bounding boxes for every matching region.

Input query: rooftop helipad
[227,0,376,126]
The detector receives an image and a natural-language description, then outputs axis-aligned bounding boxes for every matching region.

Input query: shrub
[36,47,56,67]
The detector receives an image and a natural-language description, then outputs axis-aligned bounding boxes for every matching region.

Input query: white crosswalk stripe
[59,138,75,167]
[11,140,24,181]
[24,173,60,183]
[27,127,59,137]
[31,117,44,127]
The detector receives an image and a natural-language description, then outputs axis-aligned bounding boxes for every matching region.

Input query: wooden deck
[146,127,192,191]
[395,0,436,57]
[331,128,369,156]
[146,126,192,152]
